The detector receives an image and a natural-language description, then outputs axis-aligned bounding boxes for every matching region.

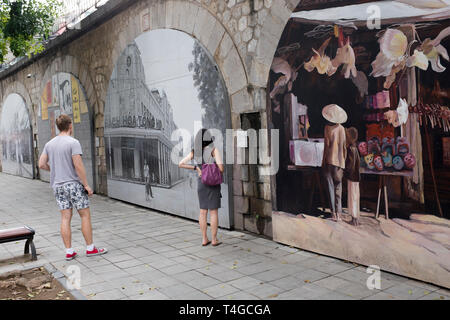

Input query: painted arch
[0,93,34,179]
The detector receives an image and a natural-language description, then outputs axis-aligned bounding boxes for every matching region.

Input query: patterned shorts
[54,182,90,211]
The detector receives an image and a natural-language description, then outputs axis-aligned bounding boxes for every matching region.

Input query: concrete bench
[0,226,37,261]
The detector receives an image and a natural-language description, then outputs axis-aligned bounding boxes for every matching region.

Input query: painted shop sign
[107,113,162,130]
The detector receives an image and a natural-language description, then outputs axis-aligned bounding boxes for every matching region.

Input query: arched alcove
[105,29,233,228]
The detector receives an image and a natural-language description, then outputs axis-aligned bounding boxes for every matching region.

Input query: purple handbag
[201,163,223,186]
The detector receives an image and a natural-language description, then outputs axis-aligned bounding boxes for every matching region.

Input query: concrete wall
[0,0,301,237]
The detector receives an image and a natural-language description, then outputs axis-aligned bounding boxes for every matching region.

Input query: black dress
[197,146,221,210]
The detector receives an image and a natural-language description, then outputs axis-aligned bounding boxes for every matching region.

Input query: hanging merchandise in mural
[304,37,337,76]
[37,72,95,189]
[0,94,34,179]
[269,8,450,288]
[105,29,232,228]
[371,26,450,88]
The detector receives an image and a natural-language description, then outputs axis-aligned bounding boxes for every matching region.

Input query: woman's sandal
[212,242,222,247]
[202,241,211,246]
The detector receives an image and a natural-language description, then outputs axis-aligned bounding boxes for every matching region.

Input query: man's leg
[60,209,73,249]
[78,208,93,246]
[323,165,336,219]
[70,182,102,255]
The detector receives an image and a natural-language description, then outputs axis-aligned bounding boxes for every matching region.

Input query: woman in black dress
[179,129,224,246]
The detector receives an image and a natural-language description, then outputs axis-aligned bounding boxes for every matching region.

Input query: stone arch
[1,81,35,130]
[250,0,301,89]
[40,55,98,116]
[38,56,98,190]
[108,0,251,123]
[0,83,35,178]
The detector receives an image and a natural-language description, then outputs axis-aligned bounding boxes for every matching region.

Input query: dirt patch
[0,267,75,300]
[0,256,33,268]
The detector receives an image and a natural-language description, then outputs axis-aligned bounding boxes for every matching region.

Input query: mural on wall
[105,29,232,228]
[270,18,450,288]
[0,94,34,178]
[37,72,95,189]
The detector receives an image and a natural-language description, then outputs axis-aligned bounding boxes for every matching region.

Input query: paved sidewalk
[0,173,448,300]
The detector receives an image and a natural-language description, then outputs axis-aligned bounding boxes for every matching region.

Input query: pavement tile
[184,276,222,290]
[123,264,155,275]
[314,276,351,291]
[244,283,286,299]
[208,270,243,282]
[128,290,170,300]
[90,288,127,300]
[114,259,144,269]
[0,173,441,301]
[159,263,192,276]
[334,281,377,299]
[363,291,403,300]
[252,269,290,282]
[383,283,430,300]
[417,292,449,300]
[314,261,354,275]
[216,291,259,300]
[228,276,262,290]
[292,268,329,283]
[235,262,276,276]
[268,275,305,291]
[159,283,198,299]
[202,283,240,298]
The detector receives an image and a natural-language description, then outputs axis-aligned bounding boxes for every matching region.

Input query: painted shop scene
[269,3,450,288]
[0,0,449,295]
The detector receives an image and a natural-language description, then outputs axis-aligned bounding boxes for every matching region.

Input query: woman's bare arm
[213,148,225,173]
[178,151,194,169]
[179,151,202,176]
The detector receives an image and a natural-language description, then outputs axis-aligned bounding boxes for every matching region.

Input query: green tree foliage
[0,0,62,63]
[188,41,227,132]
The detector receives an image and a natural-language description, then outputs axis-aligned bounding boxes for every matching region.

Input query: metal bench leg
[24,239,30,254]
[24,238,37,261]
[30,241,37,261]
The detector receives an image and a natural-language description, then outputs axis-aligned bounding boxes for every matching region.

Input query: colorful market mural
[37,72,95,189]
[269,5,450,288]
[0,93,34,179]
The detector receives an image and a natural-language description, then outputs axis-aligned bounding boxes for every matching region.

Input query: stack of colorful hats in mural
[358,123,416,172]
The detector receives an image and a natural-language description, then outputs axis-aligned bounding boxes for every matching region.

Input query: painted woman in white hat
[322,104,347,221]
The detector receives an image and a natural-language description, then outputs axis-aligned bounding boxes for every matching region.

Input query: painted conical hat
[322,104,348,124]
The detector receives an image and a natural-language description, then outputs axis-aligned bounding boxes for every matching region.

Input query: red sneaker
[66,252,77,261]
[86,247,108,257]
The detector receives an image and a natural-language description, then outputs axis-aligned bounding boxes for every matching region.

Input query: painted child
[344,127,361,226]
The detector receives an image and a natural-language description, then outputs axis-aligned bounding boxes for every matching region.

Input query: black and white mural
[105,29,232,228]
[37,73,95,189]
[0,93,34,178]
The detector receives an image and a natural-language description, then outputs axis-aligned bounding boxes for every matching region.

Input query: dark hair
[56,114,72,132]
[346,127,358,146]
[192,129,213,152]
[192,129,214,164]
